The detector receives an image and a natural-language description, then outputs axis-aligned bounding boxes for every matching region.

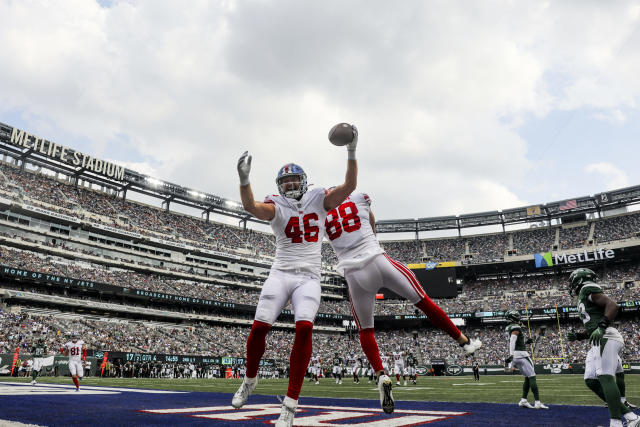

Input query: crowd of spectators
[5,245,640,318]
[3,161,640,268]
[3,310,639,368]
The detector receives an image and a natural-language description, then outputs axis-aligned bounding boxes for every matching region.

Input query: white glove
[346,124,358,159]
[462,338,482,355]
[237,151,252,186]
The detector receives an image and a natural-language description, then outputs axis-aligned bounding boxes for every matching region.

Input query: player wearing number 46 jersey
[61,333,86,391]
[232,126,358,427]
[325,192,482,414]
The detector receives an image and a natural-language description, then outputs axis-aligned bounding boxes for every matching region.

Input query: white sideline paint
[0,382,185,395]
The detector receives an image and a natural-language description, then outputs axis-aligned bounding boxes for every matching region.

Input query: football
[328,123,355,146]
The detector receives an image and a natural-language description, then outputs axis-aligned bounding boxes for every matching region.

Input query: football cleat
[275,396,297,427]
[462,338,482,355]
[518,399,534,409]
[534,401,549,409]
[627,417,640,427]
[625,401,638,410]
[30,380,36,385]
[378,375,395,414]
[232,376,257,409]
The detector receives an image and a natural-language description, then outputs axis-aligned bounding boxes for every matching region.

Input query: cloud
[0,1,639,223]
[585,162,630,190]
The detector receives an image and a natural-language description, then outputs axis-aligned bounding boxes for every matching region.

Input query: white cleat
[378,374,395,414]
[396,381,401,386]
[518,399,534,409]
[30,380,36,385]
[338,380,342,385]
[75,387,79,392]
[275,396,297,427]
[315,381,319,385]
[534,401,548,409]
[404,381,407,386]
[627,418,640,427]
[231,376,257,409]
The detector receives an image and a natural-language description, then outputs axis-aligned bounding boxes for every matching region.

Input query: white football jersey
[380,355,390,365]
[311,356,322,367]
[264,187,327,275]
[347,356,358,366]
[326,193,384,275]
[64,340,85,362]
[393,351,405,364]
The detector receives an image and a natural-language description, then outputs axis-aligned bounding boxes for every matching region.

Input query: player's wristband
[347,149,356,160]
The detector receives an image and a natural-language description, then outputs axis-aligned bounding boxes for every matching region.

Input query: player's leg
[585,346,606,401]
[379,254,476,349]
[275,274,321,425]
[233,271,290,408]
[345,266,394,414]
[615,355,637,409]
[512,358,534,408]
[69,362,80,390]
[597,339,638,426]
[31,359,40,384]
[394,365,401,385]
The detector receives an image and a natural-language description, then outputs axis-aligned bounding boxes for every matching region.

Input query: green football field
[3,374,640,406]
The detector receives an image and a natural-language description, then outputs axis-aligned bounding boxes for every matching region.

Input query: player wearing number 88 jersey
[234,137,357,427]
[326,193,482,414]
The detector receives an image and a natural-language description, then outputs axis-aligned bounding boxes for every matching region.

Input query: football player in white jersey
[311,354,322,384]
[232,128,358,427]
[392,348,407,386]
[62,333,86,391]
[326,192,482,414]
[347,354,360,383]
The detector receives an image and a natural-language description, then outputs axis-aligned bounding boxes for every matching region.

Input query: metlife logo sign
[534,248,615,268]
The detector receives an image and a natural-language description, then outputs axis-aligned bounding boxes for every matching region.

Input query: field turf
[3,373,640,406]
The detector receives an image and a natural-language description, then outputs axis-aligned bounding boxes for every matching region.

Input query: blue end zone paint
[0,383,611,426]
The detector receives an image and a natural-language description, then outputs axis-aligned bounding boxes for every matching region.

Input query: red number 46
[284,213,319,243]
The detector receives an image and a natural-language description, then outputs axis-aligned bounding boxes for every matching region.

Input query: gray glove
[237,151,252,186]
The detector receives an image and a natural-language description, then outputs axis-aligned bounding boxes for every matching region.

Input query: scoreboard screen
[411,267,457,298]
[379,267,457,299]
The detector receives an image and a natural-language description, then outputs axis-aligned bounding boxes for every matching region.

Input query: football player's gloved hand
[237,151,252,186]
[346,124,358,159]
[460,338,482,355]
[567,332,578,342]
[525,338,533,344]
[505,355,513,365]
[589,317,610,346]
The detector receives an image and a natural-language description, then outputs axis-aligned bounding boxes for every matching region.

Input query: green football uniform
[31,343,48,357]
[577,283,623,343]
[505,323,527,353]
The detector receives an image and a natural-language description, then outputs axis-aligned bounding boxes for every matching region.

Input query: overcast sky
[1,0,640,227]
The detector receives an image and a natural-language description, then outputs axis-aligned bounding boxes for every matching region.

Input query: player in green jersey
[567,268,639,427]
[504,309,548,409]
[30,334,48,385]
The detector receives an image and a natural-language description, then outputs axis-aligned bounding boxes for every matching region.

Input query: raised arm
[369,209,376,235]
[324,125,358,211]
[237,151,275,221]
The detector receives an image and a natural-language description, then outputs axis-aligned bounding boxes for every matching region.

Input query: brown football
[328,123,354,146]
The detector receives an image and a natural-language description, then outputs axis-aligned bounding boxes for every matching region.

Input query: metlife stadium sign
[534,248,615,268]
